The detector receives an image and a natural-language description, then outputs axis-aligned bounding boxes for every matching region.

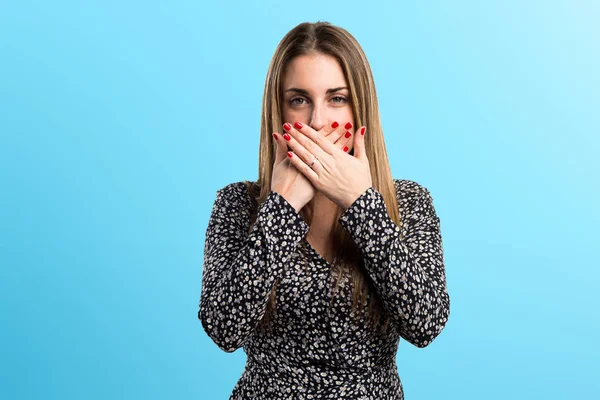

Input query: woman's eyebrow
[285,86,348,95]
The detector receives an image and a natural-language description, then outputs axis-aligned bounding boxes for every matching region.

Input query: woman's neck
[306,192,339,238]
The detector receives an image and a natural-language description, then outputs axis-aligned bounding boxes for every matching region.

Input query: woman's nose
[309,106,325,131]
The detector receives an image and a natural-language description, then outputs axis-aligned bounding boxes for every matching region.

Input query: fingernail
[273,133,277,140]
[344,122,353,129]
[331,121,339,129]
[343,146,349,152]
[294,121,303,129]
[283,122,292,131]
[283,133,291,141]
[360,127,366,135]
[287,151,293,158]
[344,131,351,139]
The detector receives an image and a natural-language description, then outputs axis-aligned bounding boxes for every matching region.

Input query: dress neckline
[303,238,337,269]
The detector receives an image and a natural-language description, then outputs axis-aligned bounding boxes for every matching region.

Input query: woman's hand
[271,121,356,212]
[283,121,373,211]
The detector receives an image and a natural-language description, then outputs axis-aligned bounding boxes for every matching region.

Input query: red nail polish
[287,151,293,158]
[283,133,291,141]
[344,131,351,138]
[294,121,303,129]
[283,122,292,131]
[343,146,349,152]
[331,121,339,129]
[273,133,277,140]
[360,127,366,135]
[344,122,353,129]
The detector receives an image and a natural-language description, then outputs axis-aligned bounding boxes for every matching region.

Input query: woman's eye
[290,98,307,105]
[331,96,348,103]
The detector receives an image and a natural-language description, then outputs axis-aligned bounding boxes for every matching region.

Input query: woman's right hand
[271,121,354,212]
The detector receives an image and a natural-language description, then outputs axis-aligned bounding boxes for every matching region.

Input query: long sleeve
[198,183,309,353]
[338,182,450,348]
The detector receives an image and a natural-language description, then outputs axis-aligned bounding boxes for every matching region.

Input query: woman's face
[281,53,354,137]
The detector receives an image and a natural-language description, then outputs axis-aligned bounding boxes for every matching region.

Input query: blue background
[1,1,598,399]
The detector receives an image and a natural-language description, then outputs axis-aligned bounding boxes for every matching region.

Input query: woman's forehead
[283,53,347,91]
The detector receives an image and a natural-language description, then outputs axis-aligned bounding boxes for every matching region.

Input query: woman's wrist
[274,190,304,213]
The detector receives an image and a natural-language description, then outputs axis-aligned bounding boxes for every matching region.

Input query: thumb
[353,126,367,161]
[273,132,288,164]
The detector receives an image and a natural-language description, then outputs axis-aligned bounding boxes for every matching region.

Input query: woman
[198,21,450,399]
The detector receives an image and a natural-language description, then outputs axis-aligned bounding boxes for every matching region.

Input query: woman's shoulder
[212,180,258,211]
[392,178,437,218]
[216,180,255,194]
[393,178,432,198]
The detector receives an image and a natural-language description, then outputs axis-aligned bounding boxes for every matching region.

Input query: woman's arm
[198,182,309,352]
[338,180,450,348]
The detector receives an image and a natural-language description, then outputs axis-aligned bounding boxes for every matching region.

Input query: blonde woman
[199,21,450,399]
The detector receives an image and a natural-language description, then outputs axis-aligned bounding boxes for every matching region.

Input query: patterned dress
[198,179,450,399]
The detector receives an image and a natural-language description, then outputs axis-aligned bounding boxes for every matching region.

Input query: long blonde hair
[246,21,402,332]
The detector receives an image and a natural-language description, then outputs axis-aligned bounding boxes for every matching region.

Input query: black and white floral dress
[198,179,450,399]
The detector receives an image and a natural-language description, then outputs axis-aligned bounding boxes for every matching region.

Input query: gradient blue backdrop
[1,1,598,399]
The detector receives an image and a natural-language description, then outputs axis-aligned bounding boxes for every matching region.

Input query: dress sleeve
[198,183,309,352]
[338,182,450,348]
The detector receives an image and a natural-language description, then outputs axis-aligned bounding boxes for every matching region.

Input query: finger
[288,121,336,156]
[322,121,341,140]
[282,123,324,168]
[286,150,319,185]
[326,121,347,145]
[353,126,367,160]
[273,132,288,164]
[334,128,354,154]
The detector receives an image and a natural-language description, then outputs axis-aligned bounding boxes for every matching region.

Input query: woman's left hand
[283,121,373,211]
